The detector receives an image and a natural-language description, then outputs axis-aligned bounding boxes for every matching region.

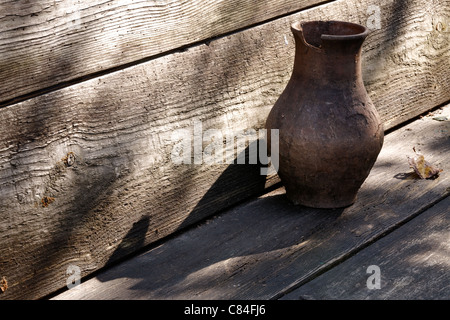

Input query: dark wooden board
[52,107,450,299]
[281,196,449,300]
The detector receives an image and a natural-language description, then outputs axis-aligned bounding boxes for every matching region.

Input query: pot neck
[290,21,368,84]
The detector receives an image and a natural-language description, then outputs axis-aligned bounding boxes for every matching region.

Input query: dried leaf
[407,148,442,179]
[0,276,7,293]
[41,196,55,207]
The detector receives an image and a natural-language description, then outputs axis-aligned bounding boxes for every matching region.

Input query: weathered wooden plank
[0,0,328,104]
[1,0,449,299]
[1,0,448,125]
[361,0,450,129]
[281,196,449,300]
[52,107,450,300]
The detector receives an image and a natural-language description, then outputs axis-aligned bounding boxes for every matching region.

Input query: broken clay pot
[266,21,384,208]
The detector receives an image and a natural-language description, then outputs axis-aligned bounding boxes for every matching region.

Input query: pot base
[286,190,357,209]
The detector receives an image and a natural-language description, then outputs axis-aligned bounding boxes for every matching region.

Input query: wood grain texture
[1,0,449,299]
[0,0,328,104]
[53,106,450,300]
[281,196,450,300]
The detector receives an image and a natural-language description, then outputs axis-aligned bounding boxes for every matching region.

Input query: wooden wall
[1,0,449,299]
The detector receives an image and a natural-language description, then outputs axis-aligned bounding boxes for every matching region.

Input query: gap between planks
[280,196,449,300]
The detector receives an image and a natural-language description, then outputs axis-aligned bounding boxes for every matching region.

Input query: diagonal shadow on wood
[100,143,270,267]
[96,144,345,299]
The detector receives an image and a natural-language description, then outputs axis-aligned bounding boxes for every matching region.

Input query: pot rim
[291,20,369,49]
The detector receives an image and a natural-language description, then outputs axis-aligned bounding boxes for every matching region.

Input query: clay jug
[266,21,384,208]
